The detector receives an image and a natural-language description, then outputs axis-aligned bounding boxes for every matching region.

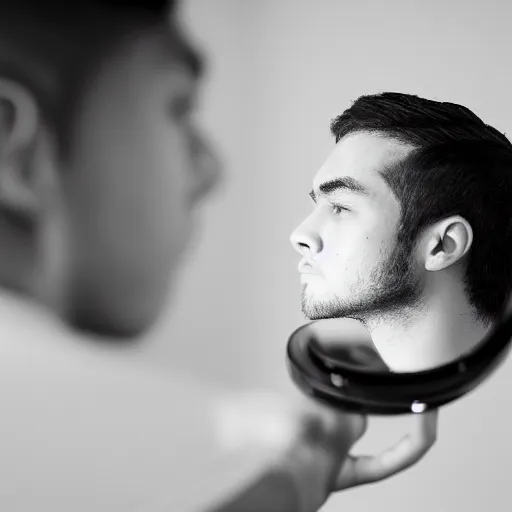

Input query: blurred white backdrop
[142,1,512,510]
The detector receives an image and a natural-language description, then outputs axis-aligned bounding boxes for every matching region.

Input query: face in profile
[46,24,222,337]
[290,132,424,323]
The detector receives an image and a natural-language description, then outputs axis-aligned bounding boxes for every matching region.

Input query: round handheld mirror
[286,299,512,415]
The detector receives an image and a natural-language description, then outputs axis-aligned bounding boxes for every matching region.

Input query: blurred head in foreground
[0,0,222,338]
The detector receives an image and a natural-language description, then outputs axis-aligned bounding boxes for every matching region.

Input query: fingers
[335,408,438,490]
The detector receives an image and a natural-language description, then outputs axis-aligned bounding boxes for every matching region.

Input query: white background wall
[143,1,512,510]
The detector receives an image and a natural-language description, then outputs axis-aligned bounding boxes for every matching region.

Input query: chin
[302,290,347,321]
[67,311,154,343]
[303,311,331,321]
[301,301,329,321]
[65,293,164,344]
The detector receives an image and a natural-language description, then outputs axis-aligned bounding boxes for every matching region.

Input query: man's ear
[0,77,41,218]
[418,216,473,272]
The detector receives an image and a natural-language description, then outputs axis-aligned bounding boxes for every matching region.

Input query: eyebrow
[309,177,369,202]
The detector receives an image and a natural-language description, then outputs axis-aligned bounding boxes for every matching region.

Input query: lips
[298,260,317,274]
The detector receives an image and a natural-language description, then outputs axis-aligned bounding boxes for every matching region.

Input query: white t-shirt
[0,293,295,511]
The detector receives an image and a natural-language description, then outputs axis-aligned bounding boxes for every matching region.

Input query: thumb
[335,408,438,490]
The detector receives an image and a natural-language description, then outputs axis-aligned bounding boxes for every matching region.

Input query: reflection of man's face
[290,132,423,322]
[49,23,222,336]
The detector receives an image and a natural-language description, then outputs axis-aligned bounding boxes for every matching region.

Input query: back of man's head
[0,0,178,153]
[0,0,219,340]
[331,92,512,322]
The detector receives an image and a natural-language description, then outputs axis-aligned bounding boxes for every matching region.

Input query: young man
[291,92,512,372]
[0,3,436,511]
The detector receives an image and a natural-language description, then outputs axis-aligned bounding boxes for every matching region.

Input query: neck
[365,272,492,372]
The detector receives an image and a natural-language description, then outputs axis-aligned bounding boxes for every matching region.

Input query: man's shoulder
[0,291,294,510]
[0,288,221,412]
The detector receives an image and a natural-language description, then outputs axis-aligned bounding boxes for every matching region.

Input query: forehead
[93,23,202,100]
[313,132,413,196]
[98,15,201,73]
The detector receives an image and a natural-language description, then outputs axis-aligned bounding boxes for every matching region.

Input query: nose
[189,129,223,204]
[290,220,323,258]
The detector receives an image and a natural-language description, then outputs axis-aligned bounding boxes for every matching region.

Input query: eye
[330,203,349,215]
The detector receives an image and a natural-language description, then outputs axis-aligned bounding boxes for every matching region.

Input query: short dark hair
[330,92,512,322]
